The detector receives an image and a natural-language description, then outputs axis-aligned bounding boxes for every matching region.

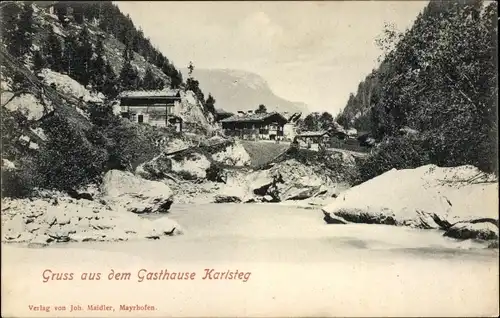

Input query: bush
[36,114,108,191]
[101,119,164,171]
[205,162,227,183]
[356,135,431,184]
[141,155,173,180]
[176,169,198,181]
[87,102,120,127]
[1,159,39,198]
[0,108,30,159]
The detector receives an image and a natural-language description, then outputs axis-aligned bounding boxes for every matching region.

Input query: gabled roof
[118,89,181,99]
[220,111,287,123]
[296,130,330,138]
[280,111,302,122]
[289,112,302,122]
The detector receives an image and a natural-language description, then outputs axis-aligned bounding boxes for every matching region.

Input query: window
[166,105,173,115]
[138,115,144,123]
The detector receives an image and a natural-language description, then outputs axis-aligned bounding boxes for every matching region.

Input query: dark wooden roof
[118,89,181,98]
[118,90,181,106]
[296,131,330,138]
[220,112,287,124]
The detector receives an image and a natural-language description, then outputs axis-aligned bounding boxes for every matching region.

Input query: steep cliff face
[174,91,215,131]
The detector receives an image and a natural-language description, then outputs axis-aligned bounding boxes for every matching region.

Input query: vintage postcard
[1,0,499,317]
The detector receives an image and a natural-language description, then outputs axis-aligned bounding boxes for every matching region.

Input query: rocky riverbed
[2,140,498,248]
[2,203,498,317]
[1,169,181,246]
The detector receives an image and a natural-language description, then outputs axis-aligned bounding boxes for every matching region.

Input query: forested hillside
[335,0,498,180]
[0,1,216,197]
[1,1,185,98]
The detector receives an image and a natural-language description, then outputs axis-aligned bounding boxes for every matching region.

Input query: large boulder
[443,220,499,241]
[101,170,174,214]
[171,152,211,179]
[207,159,338,204]
[213,194,242,203]
[247,170,276,195]
[245,159,335,202]
[136,154,173,180]
[322,165,498,236]
[211,142,251,167]
[1,195,182,246]
[212,170,253,203]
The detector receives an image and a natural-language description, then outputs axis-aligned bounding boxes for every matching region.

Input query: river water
[2,203,499,317]
[66,203,498,263]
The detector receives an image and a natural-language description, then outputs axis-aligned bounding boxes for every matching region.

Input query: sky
[116,1,428,114]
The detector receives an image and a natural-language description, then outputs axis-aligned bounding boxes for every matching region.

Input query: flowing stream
[65,203,497,262]
[2,204,498,317]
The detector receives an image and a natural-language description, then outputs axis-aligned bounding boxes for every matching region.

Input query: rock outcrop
[213,195,242,203]
[1,195,182,247]
[211,142,251,167]
[101,170,174,214]
[171,152,211,179]
[443,220,499,242]
[241,159,341,203]
[322,164,499,244]
[136,154,173,180]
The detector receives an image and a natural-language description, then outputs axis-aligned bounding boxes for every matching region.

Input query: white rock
[18,135,30,144]
[2,159,16,171]
[30,127,47,141]
[171,153,211,179]
[101,170,174,213]
[40,68,104,103]
[444,221,499,241]
[3,93,46,121]
[322,165,498,229]
[212,142,251,167]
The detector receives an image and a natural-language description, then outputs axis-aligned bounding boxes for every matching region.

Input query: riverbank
[2,204,498,317]
[322,164,499,246]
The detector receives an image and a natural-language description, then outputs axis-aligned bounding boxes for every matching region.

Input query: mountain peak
[180,68,309,114]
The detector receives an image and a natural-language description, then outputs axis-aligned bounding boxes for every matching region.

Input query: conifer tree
[54,2,68,25]
[103,63,118,98]
[7,2,34,58]
[71,3,85,24]
[119,61,139,91]
[255,104,267,114]
[62,35,78,76]
[1,2,21,46]
[74,26,94,85]
[33,50,46,73]
[119,44,139,90]
[90,38,107,90]
[142,67,156,90]
[46,30,63,72]
[17,2,34,55]
[153,78,165,90]
[205,94,216,114]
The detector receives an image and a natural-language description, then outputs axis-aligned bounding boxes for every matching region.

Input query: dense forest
[336,0,498,181]
[58,1,183,89]
[1,1,189,97]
